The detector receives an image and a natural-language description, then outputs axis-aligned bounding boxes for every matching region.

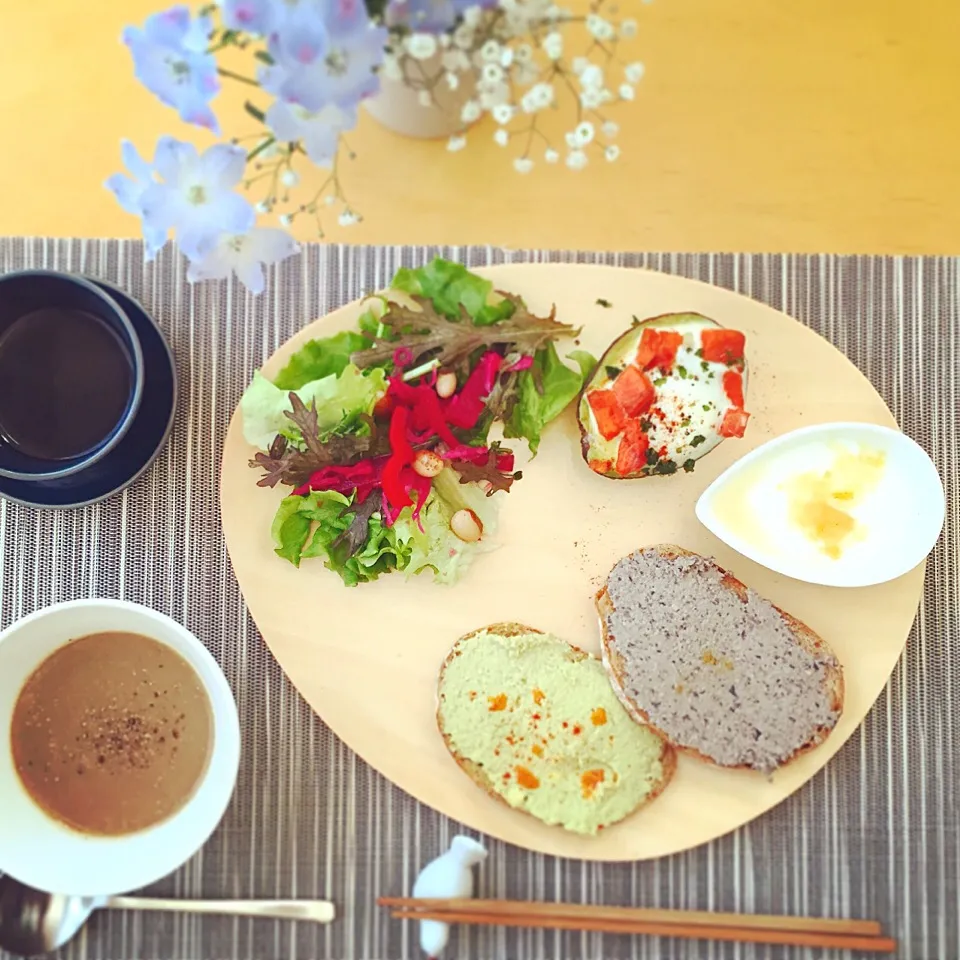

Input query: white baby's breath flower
[418,90,433,107]
[481,39,501,63]
[447,134,467,152]
[338,210,359,227]
[619,83,635,101]
[571,56,588,76]
[494,128,510,147]
[579,64,604,90]
[602,120,619,139]
[281,169,299,187]
[544,147,559,163]
[324,195,336,206]
[463,5,483,27]
[479,83,510,109]
[566,149,588,170]
[586,14,615,41]
[439,32,451,48]
[564,130,578,148]
[446,72,459,90]
[255,200,270,213]
[575,121,595,146]
[499,47,514,68]
[482,63,505,84]
[514,43,533,63]
[453,25,473,49]
[514,157,534,174]
[493,103,514,124]
[625,61,645,84]
[542,31,563,60]
[521,81,554,112]
[605,145,621,162]
[381,54,403,81]
[620,18,638,38]
[580,89,603,110]
[279,213,292,226]
[406,33,438,60]
[460,99,482,124]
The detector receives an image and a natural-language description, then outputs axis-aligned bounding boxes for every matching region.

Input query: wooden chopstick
[379,898,895,954]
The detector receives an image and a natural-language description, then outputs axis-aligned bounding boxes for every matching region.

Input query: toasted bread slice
[597,546,843,775]
[437,623,676,836]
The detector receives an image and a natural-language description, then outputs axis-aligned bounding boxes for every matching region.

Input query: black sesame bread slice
[597,546,844,775]
[436,623,676,836]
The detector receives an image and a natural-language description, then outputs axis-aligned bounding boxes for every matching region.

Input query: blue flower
[267,1,329,67]
[219,0,277,35]
[186,227,300,293]
[261,0,387,113]
[385,0,486,33]
[265,101,357,167]
[123,6,221,134]
[104,141,170,258]
[136,138,255,262]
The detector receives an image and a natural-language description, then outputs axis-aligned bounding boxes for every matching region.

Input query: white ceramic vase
[364,52,476,139]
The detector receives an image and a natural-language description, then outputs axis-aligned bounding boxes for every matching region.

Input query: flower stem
[247,137,276,162]
[218,67,260,86]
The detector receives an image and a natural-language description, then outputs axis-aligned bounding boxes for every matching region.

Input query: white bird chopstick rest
[411,835,488,959]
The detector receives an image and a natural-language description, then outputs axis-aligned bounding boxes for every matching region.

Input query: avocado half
[576,312,750,480]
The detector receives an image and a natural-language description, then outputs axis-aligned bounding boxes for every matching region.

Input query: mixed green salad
[240,259,594,587]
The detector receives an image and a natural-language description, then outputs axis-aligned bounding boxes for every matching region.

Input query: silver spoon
[0,874,335,956]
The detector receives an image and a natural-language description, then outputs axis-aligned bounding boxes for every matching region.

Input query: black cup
[0,271,144,481]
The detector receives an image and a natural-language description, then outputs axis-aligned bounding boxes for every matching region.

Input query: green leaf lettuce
[240,362,387,450]
[505,345,596,454]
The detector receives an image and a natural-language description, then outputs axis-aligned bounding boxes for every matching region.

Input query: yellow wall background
[2,0,957,253]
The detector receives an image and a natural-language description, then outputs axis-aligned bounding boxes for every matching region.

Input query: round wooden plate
[220,264,923,861]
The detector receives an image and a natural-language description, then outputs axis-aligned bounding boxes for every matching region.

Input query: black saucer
[0,281,177,508]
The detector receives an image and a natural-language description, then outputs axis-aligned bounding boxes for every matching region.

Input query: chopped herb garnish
[677,365,688,379]
[596,298,613,308]
[604,364,622,380]
[701,361,710,372]
[654,459,678,475]
[690,434,706,448]
[631,315,642,327]
[702,403,712,412]
[639,418,652,432]
[680,417,691,427]
[644,447,659,466]
[654,376,667,387]
[682,459,696,473]
[694,348,703,358]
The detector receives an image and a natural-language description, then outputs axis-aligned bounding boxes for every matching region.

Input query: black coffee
[0,308,132,461]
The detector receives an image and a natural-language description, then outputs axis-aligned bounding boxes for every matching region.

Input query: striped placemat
[0,240,956,960]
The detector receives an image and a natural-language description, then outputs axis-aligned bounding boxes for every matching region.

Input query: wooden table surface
[3,0,958,254]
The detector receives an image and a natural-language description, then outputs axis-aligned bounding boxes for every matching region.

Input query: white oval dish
[695,422,945,588]
[0,600,241,897]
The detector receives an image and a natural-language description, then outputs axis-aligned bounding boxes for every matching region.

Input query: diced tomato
[701,328,746,366]
[635,328,684,372]
[586,389,626,440]
[718,407,750,438]
[615,420,650,475]
[589,458,613,475]
[722,370,744,409]
[612,365,655,418]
